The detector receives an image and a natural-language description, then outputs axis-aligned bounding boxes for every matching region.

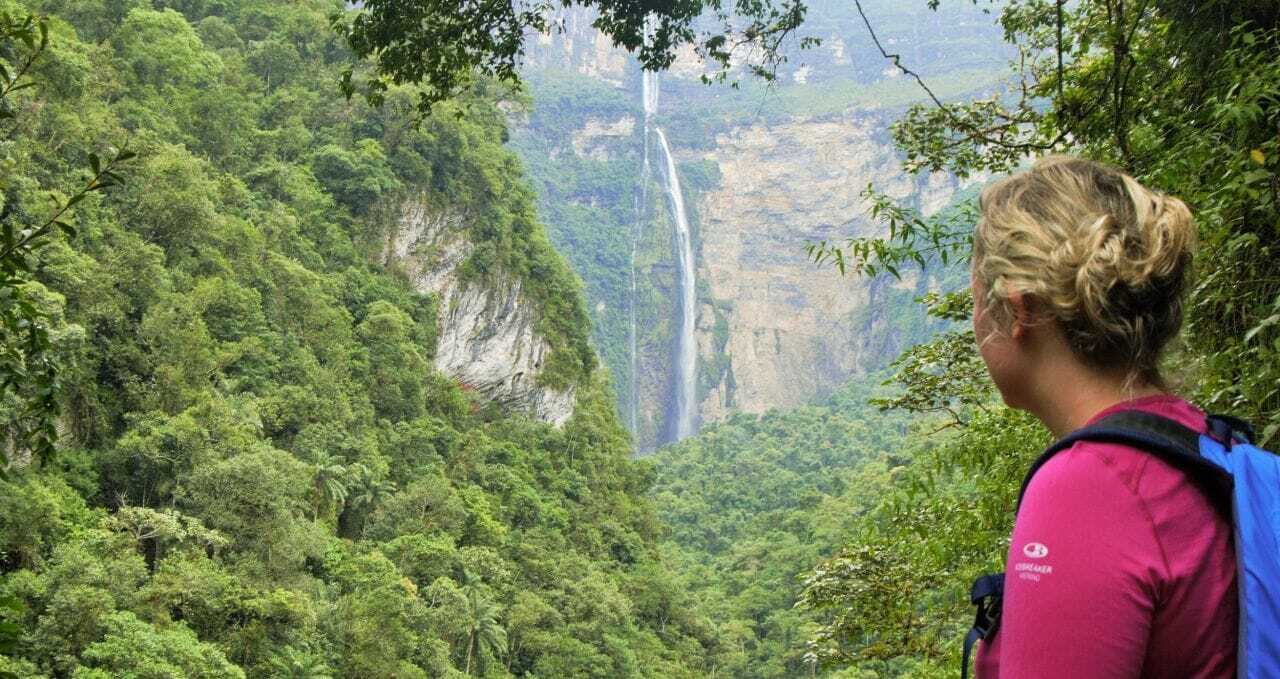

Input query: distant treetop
[332,0,818,115]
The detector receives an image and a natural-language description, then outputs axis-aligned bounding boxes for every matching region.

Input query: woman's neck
[1028,367,1167,437]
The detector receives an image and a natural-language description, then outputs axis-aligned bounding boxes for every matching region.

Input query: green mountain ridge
[0,1,722,676]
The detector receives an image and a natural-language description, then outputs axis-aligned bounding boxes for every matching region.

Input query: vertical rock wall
[386,197,577,426]
[693,117,958,422]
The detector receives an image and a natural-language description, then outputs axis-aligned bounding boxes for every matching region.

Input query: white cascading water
[641,68,698,441]
[642,69,659,118]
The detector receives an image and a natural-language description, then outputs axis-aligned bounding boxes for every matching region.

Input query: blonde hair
[973,155,1196,387]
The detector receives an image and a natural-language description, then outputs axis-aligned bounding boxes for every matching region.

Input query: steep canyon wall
[694,120,959,422]
[511,3,1006,450]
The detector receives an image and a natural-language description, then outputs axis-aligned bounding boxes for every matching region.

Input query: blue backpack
[962,411,1280,679]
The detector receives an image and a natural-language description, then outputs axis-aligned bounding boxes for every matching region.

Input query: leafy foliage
[807,184,977,279]
[333,0,817,115]
[0,1,716,676]
[796,2,1280,676]
[0,11,134,470]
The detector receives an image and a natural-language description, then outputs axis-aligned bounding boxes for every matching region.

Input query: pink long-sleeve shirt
[976,394,1237,678]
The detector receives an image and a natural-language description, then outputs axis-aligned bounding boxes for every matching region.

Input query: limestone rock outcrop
[386,197,576,426]
[522,9,630,85]
[692,115,959,422]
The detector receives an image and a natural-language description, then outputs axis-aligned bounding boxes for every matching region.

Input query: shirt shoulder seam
[1052,442,1173,591]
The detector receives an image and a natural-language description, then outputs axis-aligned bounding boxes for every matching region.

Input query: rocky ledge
[386,197,576,426]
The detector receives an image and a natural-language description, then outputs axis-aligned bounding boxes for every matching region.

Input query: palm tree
[309,452,348,521]
[462,576,507,675]
[347,463,395,510]
[339,463,396,537]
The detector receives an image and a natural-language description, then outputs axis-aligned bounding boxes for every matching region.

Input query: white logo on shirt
[1023,542,1049,559]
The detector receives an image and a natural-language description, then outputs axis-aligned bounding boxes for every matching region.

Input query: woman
[969,156,1237,677]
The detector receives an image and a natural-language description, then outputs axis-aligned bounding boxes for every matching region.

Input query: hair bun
[973,155,1195,386]
[1075,212,1129,323]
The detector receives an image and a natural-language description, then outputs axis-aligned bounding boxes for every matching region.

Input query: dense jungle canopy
[0,0,1276,678]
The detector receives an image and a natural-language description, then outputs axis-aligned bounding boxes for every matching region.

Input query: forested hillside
[649,378,912,678]
[0,1,721,676]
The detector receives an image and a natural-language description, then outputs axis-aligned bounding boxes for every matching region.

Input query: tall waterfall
[639,68,698,442]
[655,127,699,440]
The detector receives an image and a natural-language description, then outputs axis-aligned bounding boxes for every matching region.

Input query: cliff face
[386,197,576,426]
[521,8,630,85]
[511,3,1003,448]
[693,118,957,421]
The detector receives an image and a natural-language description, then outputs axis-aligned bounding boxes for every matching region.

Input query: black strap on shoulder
[961,573,1004,679]
[1015,410,1234,519]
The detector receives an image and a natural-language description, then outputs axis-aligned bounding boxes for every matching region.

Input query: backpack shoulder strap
[961,573,1005,679]
[1016,410,1234,519]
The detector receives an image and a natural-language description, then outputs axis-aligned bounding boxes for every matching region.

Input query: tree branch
[852,0,946,110]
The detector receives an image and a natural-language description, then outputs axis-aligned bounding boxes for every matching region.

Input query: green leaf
[1244,314,1280,344]
[1263,422,1279,447]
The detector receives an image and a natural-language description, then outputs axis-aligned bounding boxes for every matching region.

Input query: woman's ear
[1007,291,1034,339]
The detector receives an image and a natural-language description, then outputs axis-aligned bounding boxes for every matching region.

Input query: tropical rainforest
[0,1,1277,679]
